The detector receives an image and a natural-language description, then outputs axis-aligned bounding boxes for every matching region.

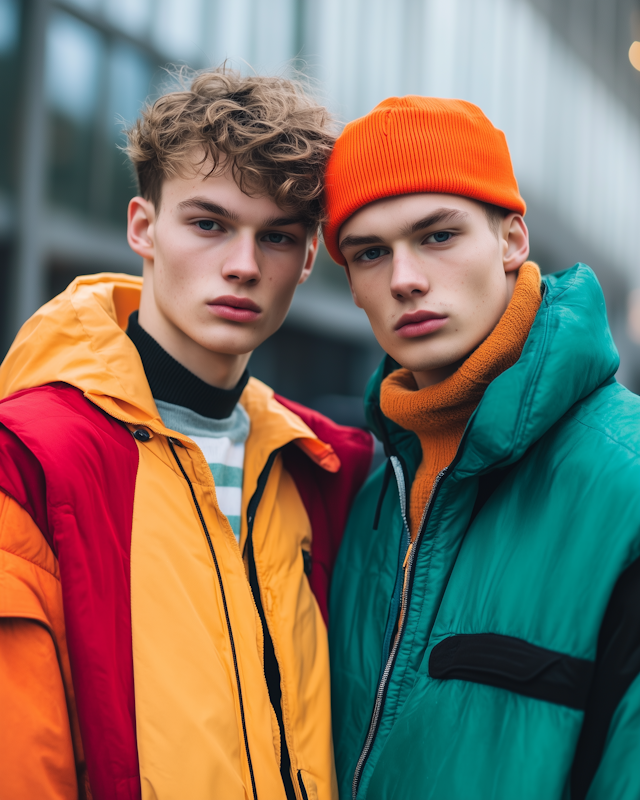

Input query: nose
[388,248,430,300]
[220,231,261,285]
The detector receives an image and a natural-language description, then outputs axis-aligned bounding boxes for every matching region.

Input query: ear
[501,214,530,274]
[127,197,156,261]
[298,234,319,285]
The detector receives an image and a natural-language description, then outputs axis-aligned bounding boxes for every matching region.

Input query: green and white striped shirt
[156,399,250,542]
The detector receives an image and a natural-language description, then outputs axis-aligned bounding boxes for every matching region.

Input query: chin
[190,330,257,357]
[204,340,255,357]
[393,345,470,376]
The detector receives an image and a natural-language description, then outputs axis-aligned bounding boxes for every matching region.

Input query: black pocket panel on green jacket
[429,633,594,710]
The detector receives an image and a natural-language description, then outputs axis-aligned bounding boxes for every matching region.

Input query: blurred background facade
[3,0,640,426]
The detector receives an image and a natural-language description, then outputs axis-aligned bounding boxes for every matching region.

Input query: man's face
[339,193,528,387]
[129,165,316,361]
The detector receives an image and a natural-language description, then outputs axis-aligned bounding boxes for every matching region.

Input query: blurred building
[2,0,640,427]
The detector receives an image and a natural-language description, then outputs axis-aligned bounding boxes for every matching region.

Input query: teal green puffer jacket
[329,265,640,800]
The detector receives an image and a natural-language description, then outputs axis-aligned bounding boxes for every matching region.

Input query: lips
[207,295,262,323]
[395,310,448,339]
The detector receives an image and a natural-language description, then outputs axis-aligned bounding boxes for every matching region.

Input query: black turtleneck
[126,311,249,420]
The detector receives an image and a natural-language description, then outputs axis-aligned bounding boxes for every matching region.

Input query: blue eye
[359,247,388,261]
[428,231,452,243]
[197,220,216,231]
[264,233,289,244]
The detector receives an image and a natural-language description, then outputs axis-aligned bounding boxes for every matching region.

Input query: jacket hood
[365,264,620,475]
[0,273,159,423]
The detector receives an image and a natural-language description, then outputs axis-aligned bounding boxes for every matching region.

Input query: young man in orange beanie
[326,96,640,800]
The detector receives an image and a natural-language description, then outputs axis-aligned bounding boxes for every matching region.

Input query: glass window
[0,0,19,55]
[151,0,205,62]
[0,0,20,192]
[45,10,105,214]
[105,41,154,225]
[253,0,296,73]
[61,0,102,12]
[104,0,152,39]
[46,11,103,123]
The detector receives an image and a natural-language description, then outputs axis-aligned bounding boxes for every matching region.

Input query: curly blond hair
[125,66,336,227]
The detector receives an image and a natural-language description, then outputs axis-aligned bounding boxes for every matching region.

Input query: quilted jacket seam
[568,417,640,460]
[0,545,60,580]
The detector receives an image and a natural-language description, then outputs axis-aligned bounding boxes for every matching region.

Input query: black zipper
[168,438,259,800]
[244,449,297,800]
[297,770,310,800]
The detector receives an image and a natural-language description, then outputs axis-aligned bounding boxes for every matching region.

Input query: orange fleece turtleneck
[380,261,542,539]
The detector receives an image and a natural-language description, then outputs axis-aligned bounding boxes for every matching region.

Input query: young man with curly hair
[325,97,640,800]
[0,69,372,800]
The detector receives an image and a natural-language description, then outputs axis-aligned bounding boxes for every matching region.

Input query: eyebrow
[401,208,470,236]
[175,199,305,229]
[339,207,470,251]
[262,215,306,228]
[338,233,385,250]
[176,198,240,220]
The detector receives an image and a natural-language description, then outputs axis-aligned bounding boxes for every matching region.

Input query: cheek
[450,243,504,304]
[266,250,307,291]
[154,232,211,295]
[154,231,187,277]
[455,266,509,343]
[357,293,396,348]
[351,270,381,309]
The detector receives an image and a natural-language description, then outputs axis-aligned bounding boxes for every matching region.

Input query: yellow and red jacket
[0,274,372,800]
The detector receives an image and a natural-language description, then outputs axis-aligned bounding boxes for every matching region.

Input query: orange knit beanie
[323,96,526,266]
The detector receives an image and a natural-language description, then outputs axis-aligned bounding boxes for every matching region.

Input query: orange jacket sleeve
[0,490,87,799]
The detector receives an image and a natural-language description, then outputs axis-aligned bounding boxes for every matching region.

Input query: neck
[413,359,464,390]
[127,311,249,420]
[138,285,250,390]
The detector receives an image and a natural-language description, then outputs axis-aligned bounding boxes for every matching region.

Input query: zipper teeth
[351,464,449,800]
[415,467,447,537]
[245,450,299,797]
[246,460,273,720]
[389,456,408,527]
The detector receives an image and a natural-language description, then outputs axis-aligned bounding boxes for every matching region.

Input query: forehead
[160,165,286,218]
[339,192,484,240]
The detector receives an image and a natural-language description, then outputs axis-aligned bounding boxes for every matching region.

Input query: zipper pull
[402,541,413,570]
